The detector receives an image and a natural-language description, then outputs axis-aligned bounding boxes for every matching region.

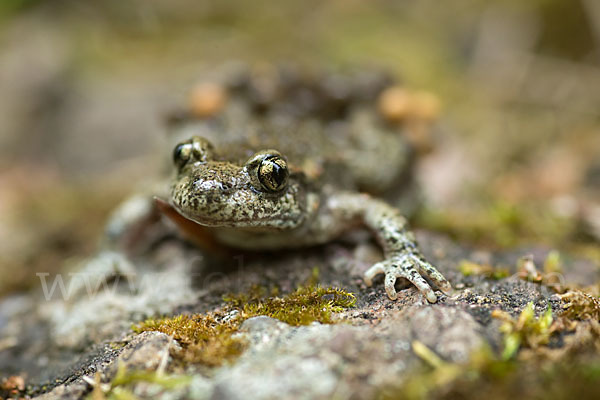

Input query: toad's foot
[364,253,451,303]
[323,192,451,303]
[308,192,453,302]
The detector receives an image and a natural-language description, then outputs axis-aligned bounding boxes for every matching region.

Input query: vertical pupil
[260,157,288,191]
[271,161,284,184]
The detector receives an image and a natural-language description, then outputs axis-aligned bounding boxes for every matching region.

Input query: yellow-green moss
[458,260,510,280]
[559,291,600,321]
[133,313,245,367]
[134,282,355,367]
[492,302,554,360]
[225,284,356,326]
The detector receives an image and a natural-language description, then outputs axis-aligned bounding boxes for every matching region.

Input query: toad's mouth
[157,196,300,231]
[167,200,304,229]
[181,213,298,227]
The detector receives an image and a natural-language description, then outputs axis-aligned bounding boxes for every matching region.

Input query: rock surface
[0,229,597,399]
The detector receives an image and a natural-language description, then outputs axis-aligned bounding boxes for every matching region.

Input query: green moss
[570,244,600,267]
[382,318,600,400]
[416,202,573,249]
[543,250,563,274]
[458,260,510,280]
[134,282,355,367]
[110,365,191,388]
[381,342,516,400]
[382,341,600,400]
[458,253,566,286]
[492,302,554,360]
[87,364,191,400]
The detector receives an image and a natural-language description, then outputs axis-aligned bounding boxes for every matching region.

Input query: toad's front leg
[317,192,452,303]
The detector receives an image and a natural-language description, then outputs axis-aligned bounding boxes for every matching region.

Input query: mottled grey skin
[168,72,451,302]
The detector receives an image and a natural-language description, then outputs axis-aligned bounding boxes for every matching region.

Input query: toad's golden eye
[173,136,214,170]
[258,155,289,192]
[173,142,193,169]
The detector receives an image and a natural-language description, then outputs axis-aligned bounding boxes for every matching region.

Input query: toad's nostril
[193,179,236,197]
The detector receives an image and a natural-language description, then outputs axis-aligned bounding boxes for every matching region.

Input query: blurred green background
[1,0,599,296]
